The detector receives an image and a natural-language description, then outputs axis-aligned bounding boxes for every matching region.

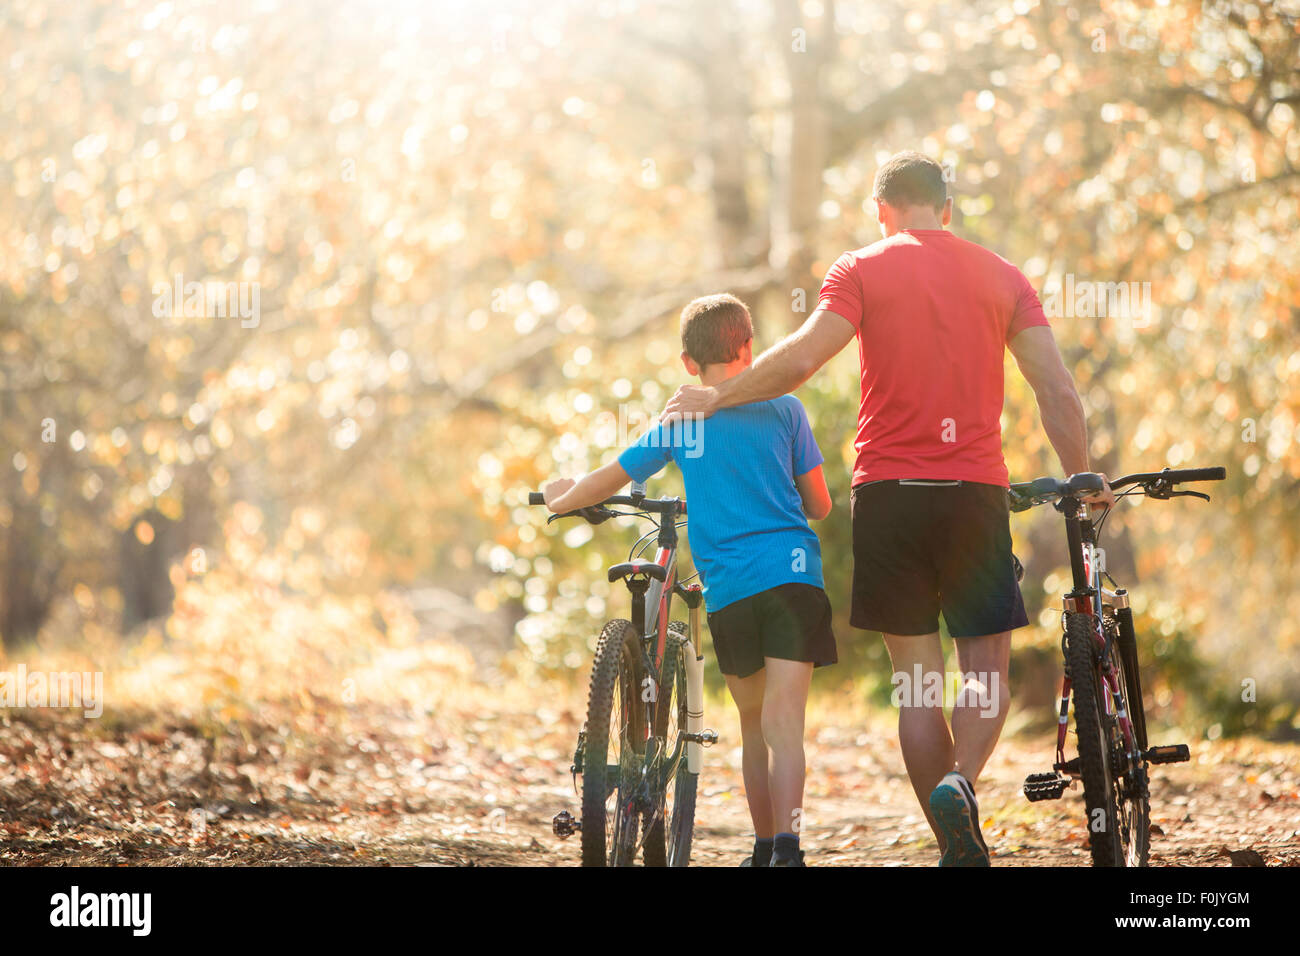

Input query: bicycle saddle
[607,561,668,583]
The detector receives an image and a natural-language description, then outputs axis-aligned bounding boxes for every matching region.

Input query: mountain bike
[527,482,716,866]
[1011,465,1225,867]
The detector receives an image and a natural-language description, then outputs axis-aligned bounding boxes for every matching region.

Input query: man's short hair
[680,293,753,368]
[873,151,947,212]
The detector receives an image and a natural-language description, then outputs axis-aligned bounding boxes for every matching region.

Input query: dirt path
[2,694,1297,866]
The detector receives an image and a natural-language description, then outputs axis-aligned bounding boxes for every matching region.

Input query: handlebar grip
[1066,472,1105,495]
[1026,477,1061,497]
[1169,467,1226,482]
[528,492,545,505]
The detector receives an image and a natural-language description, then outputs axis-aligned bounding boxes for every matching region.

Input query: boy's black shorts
[849,479,1029,638]
[706,583,838,679]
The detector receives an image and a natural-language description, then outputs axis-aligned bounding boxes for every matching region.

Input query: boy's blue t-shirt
[617,395,825,613]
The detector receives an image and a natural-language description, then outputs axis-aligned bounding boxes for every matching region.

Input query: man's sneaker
[929,772,990,867]
[769,849,806,867]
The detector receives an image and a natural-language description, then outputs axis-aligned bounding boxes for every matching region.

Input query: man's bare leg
[919,631,1012,867]
[951,631,1012,784]
[882,631,952,850]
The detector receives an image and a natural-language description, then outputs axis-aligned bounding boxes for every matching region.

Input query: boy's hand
[542,478,576,512]
[660,384,718,425]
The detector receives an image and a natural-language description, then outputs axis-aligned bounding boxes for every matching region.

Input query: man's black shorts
[706,583,838,679]
[849,479,1029,637]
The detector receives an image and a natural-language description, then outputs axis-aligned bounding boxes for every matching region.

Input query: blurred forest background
[1,0,1297,742]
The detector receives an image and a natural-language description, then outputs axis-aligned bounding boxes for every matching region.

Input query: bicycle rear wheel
[642,622,698,867]
[1065,612,1123,866]
[581,620,648,867]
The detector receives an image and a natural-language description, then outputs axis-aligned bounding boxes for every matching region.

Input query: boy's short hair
[680,293,753,368]
[873,150,947,212]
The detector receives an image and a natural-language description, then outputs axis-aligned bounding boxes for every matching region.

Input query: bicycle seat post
[624,574,650,636]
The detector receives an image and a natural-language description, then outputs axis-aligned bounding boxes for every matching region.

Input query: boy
[542,293,837,868]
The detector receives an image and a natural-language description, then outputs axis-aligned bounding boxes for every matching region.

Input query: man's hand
[1080,472,1116,515]
[659,384,719,426]
[542,477,576,512]
[659,309,854,423]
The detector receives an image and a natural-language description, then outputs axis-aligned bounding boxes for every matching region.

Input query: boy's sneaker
[769,850,806,867]
[741,838,774,867]
[929,772,990,867]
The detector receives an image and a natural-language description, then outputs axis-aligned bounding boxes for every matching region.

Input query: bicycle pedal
[552,810,582,838]
[682,729,718,747]
[1023,772,1070,801]
[1145,744,1190,765]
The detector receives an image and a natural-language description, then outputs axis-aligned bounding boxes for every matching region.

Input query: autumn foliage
[0,0,1296,740]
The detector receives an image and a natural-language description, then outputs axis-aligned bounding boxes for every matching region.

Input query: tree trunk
[697,2,755,270]
[770,0,833,330]
[0,492,57,647]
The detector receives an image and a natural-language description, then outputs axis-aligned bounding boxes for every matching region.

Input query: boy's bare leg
[725,669,773,838]
[951,632,1012,784]
[882,631,953,849]
[760,658,814,836]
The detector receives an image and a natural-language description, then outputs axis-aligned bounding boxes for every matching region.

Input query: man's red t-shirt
[817,229,1049,489]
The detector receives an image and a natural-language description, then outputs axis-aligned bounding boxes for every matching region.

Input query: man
[660,151,1113,866]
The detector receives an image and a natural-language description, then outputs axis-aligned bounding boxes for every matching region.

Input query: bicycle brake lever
[546,506,617,525]
[1170,489,1210,502]
[1146,480,1174,499]
[579,506,616,525]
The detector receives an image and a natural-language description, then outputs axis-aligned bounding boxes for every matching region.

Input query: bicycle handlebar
[1010,466,1226,513]
[1110,466,1226,490]
[527,491,686,516]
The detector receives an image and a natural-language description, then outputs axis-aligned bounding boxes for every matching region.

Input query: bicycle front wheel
[1065,611,1124,866]
[1109,629,1151,867]
[642,622,698,867]
[581,620,648,867]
